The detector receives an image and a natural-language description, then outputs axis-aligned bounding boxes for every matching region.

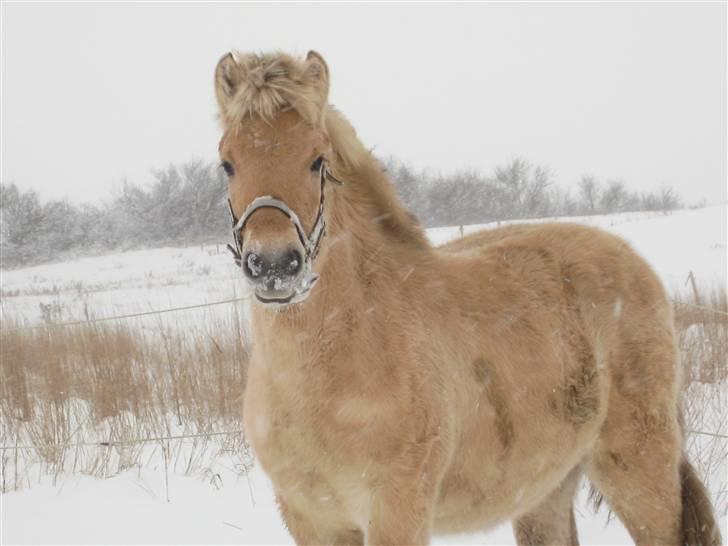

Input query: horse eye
[310,156,324,172]
[221,161,235,177]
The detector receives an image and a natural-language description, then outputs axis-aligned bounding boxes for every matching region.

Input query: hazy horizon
[2,2,726,206]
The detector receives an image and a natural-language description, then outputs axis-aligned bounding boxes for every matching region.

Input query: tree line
[385,157,682,228]
[1,157,682,268]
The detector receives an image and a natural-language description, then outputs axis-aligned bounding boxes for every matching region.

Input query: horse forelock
[219,51,326,129]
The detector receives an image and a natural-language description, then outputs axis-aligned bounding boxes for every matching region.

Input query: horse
[213,50,721,546]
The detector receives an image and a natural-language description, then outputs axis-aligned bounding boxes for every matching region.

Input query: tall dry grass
[1,288,725,512]
[1,307,250,490]
[674,287,728,516]
[675,285,728,384]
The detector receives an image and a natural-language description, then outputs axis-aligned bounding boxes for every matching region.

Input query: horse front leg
[366,439,449,546]
[278,494,364,546]
[367,485,434,545]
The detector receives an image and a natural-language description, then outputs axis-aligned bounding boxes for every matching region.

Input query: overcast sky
[2,2,726,206]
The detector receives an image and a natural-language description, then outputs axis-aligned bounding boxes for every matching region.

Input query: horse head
[215,50,340,308]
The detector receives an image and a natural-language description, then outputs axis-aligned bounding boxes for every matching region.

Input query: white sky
[2,2,726,205]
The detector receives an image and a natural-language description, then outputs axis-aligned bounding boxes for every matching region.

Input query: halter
[226,160,343,278]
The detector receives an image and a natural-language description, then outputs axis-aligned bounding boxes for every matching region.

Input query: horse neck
[249,157,432,352]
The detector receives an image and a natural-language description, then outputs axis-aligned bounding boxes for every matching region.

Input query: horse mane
[325,108,430,250]
[217,51,430,250]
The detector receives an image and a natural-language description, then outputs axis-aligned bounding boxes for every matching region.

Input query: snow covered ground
[2,206,725,328]
[1,205,726,545]
[2,459,636,545]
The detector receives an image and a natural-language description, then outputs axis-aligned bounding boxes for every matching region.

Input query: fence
[1,275,725,451]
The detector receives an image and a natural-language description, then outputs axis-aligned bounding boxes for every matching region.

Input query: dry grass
[674,287,728,516]
[1,288,725,516]
[0,307,250,490]
[674,286,728,384]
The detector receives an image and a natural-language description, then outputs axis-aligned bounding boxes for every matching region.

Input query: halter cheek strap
[226,162,343,272]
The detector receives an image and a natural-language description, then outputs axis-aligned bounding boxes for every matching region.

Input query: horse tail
[680,457,722,545]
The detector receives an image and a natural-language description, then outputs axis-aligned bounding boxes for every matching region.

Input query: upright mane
[214,50,429,249]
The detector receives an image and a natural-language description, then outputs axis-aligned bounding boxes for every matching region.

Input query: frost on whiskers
[247,253,263,277]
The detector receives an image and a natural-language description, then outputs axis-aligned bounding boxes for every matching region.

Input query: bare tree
[659,187,681,212]
[600,180,627,212]
[578,176,601,214]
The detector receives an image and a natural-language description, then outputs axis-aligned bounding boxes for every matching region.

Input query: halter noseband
[226,161,343,276]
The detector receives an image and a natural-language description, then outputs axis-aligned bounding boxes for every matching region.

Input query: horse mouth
[251,272,319,308]
[254,291,296,305]
[253,284,314,307]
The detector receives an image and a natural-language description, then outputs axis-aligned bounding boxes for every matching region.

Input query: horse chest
[244,349,401,498]
[243,359,383,529]
[244,364,316,468]
[244,360,342,468]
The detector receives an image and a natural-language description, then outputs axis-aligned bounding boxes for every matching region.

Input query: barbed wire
[0,429,245,452]
[0,427,724,453]
[688,429,728,440]
[1,296,250,332]
[672,300,728,318]
[2,294,725,333]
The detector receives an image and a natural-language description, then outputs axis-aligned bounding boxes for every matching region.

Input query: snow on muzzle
[226,162,342,307]
[227,196,323,307]
[243,243,317,305]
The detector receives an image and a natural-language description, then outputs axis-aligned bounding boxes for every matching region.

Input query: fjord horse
[214,50,720,545]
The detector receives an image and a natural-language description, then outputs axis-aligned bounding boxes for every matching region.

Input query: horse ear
[214,52,243,116]
[306,51,329,81]
[304,50,330,110]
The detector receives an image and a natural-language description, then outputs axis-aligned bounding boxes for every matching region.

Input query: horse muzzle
[242,244,319,308]
[225,160,343,309]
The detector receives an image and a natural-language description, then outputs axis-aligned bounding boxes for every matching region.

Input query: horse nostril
[243,251,263,279]
[283,249,303,276]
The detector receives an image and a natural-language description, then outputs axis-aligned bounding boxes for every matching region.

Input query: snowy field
[2,206,725,328]
[1,205,726,545]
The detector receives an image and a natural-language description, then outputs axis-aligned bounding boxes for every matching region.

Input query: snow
[247,253,263,278]
[2,462,289,545]
[0,244,245,329]
[1,206,726,544]
[428,205,727,292]
[2,206,724,328]
[1,463,634,545]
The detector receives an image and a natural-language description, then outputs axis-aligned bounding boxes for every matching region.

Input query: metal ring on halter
[226,161,343,272]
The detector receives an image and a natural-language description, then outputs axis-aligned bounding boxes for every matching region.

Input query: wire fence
[1,273,724,450]
[0,430,246,452]
[0,427,724,453]
[672,300,728,318]
[1,293,725,333]
[1,295,251,332]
